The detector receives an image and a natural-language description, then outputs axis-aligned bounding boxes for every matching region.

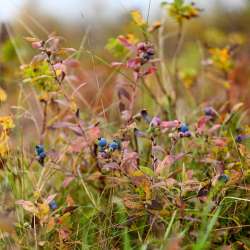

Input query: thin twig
[40,101,48,144]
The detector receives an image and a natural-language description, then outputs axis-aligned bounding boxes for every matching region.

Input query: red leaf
[63,176,75,188]
[213,137,227,147]
[53,62,66,72]
[144,66,157,76]
[160,120,180,129]
[87,126,100,142]
[121,151,139,175]
[59,228,70,240]
[126,58,141,69]
[156,153,186,175]
[196,116,210,134]
[208,124,221,134]
[117,35,133,49]
[64,59,80,68]
[111,62,124,67]
[69,137,88,153]
[32,41,43,49]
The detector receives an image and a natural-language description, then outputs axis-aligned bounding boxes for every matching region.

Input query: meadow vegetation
[0,1,250,249]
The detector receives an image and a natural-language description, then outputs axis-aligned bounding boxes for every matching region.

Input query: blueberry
[147,48,155,56]
[235,135,244,143]
[184,131,192,137]
[142,53,151,61]
[141,109,151,123]
[179,123,189,133]
[179,131,192,138]
[49,200,57,210]
[109,140,119,151]
[35,145,45,156]
[98,138,107,147]
[36,145,46,166]
[204,106,215,117]
[39,151,46,158]
[38,151,46,166]
[218,174,229,183]
[150,116,161,127]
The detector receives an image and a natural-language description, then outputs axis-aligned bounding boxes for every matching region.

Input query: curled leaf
[131,10,146,27]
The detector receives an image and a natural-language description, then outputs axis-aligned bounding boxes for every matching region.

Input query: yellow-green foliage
[22,61,59,92]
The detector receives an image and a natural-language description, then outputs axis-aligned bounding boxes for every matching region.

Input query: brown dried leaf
[16,200,38,214]
[123,195,144,210]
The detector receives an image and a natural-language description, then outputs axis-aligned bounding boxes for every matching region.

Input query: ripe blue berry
[204,106,215,117]
[38,151,46,166]
[179,123,189,133]
[98,138,107,147]
[35,145,46,166]
[49,200,57,210]
[35,144,45,156]
[235,135,244,143]
[109,141,119,151]
[39,151,46,158]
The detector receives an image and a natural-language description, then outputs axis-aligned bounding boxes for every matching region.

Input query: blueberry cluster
[97,138,120,152]
[137,42,155,65]
[35,145,46,166]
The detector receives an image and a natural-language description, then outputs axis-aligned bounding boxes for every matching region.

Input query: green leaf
[140,166,155,177]
[2,39,18,62]
[105,37,128,58]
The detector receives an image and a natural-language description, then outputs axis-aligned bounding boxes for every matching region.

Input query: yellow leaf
[131,10,146,26]
[132,170,144,177]
[0,133,9,157]
[70,100,78,113]
[39,92,49,102]
[0,88,7,102]
[126,33,138,44]
[223,81,230,89]
[148,21,161,32]
[143,181,151,201]
[55,69,62,77]
[37,202,50,219]
[0,116,15,130]
[34,191,41,200]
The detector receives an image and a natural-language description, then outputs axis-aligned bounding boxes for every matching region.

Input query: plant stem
[40,101,48,144]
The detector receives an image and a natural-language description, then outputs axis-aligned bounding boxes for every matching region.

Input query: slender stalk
[158,14,176,118]
[155,71,168,96]
[40,101,48,144]
[172,23,184,81]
